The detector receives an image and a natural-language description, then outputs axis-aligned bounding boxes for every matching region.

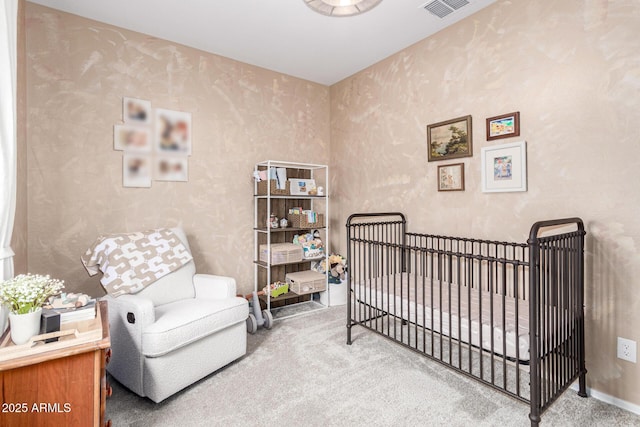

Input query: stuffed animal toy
[329,262,346,284]
[327,253,347,284]
[293,234,308,245]
[311,260,326,274]
[311,253,346,282]
[293,233,324,258]
[327,254,343,265]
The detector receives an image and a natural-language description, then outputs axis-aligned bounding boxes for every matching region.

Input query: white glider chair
[102,228,249,403]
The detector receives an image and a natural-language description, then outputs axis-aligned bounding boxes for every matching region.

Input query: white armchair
[102,228,249,403]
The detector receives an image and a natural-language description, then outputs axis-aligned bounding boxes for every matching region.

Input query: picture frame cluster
[427,111,526,193]
[115,97,191,188]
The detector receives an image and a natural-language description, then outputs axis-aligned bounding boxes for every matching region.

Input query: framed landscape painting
[427,115,473,162]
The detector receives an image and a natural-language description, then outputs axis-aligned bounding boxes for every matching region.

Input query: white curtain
[0,0,18,331]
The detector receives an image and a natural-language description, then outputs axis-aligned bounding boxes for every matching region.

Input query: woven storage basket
[288,213,325,229]
[259,243,303,265]
[257,179,290,196]
[286,270,327,295]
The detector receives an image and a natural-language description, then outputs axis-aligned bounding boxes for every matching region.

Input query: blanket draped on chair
[81,228,193,297]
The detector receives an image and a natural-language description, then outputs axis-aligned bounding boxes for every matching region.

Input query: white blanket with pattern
[81,228,193,297]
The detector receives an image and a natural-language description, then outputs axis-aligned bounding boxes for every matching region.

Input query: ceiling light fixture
[304,0,383,17]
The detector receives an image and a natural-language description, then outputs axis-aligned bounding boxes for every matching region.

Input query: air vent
[443,0,470,10]
[423,0,469,18]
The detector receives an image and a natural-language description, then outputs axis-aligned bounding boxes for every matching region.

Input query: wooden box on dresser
[0,301,112,427]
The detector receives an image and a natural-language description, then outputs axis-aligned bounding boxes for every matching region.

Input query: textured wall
[25,3,330,297]
[23,0,640,409]
[331,0,640,407]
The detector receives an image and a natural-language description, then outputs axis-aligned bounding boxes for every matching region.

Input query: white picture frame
[481,141,527,193]
[123,154,152,188]
[114,124,151,152]
[155,108,192,155]
[289,179,316,195]
[123,97,151,125]
[155,156,188,182]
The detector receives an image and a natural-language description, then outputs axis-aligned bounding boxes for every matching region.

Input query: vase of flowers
[0,274,64,345]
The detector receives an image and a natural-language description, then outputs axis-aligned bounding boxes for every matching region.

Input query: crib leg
[529,400,541,427]
[529,414,540,427]
[347,323,352,345]
[578,370,588,398]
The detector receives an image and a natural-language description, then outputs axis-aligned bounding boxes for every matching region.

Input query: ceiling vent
[423,0,470,18]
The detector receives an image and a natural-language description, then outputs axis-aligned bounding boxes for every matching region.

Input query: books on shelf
[45,293,97,324]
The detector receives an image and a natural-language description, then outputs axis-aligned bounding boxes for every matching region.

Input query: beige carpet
[105,305,640,426]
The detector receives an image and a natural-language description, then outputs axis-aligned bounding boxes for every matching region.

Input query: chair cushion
[136,261,196,306]
[135,227,196,306]
[141,297,249,357]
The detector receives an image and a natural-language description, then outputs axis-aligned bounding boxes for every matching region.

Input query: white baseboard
[570,382,640,416]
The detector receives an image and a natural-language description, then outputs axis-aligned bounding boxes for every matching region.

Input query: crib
[346,213,587,427]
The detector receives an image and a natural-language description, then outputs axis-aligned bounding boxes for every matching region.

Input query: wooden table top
[0,300,110,370]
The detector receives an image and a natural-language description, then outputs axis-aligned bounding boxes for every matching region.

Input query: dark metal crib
[346,213,587,427]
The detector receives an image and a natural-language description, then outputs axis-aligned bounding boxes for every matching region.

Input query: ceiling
[28,0,497,86]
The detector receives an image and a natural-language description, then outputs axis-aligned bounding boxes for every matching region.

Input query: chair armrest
[193,274,237,299]
[101,294,155,398]
[105,294,155,328]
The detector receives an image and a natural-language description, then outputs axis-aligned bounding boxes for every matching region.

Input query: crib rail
[528,218,586,425]
[346,213,586,427]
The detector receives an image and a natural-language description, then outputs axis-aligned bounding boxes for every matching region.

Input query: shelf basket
[257,179,290,196]
[288,213,325,229]
[259,243,303,265]
[286,270,327,295]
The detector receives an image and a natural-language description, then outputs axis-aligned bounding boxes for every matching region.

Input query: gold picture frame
[427,115,473,162]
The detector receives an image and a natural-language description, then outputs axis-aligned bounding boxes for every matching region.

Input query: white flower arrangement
[0,274,65,315]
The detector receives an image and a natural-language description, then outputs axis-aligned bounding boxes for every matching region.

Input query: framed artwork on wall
[155,156,188,182]
[114,125,151,152]
[481,141,527,193]
[437,163,465,191]
[123,97,151,125]
[155,109,192,155]
[427,115,473,162]
[123,154,152,188]
[486,111,520,141]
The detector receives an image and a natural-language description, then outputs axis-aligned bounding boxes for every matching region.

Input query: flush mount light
[304,0,383,17]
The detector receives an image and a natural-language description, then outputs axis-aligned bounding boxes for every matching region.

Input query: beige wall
[23,0,640,409]
[24,3,330,297]
[331,0,640,407]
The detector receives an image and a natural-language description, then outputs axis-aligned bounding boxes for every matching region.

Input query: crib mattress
[352,273,531,361]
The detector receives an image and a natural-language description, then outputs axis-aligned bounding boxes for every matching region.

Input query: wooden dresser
[0,301,112,427]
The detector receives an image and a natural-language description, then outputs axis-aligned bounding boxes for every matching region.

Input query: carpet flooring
[105,305,640,426]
